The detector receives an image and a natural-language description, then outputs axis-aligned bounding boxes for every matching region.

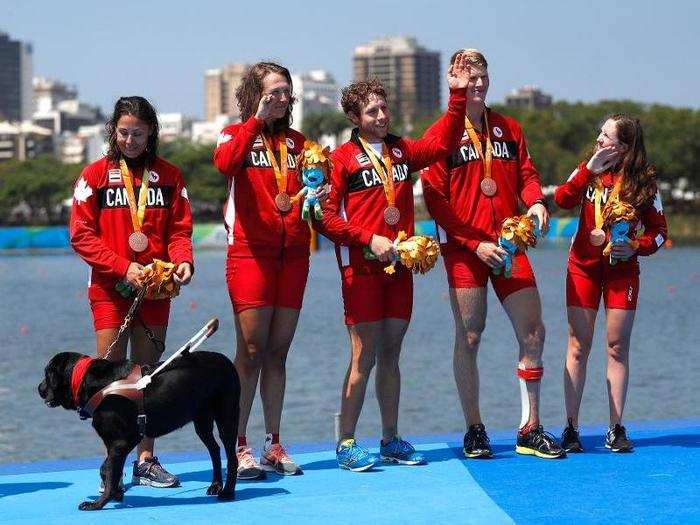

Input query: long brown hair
[235,62,296,135]
[609,114,657,208]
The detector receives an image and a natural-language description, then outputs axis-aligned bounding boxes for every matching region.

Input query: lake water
[1,246,698,463]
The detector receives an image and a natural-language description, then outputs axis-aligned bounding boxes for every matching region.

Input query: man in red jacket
[422,49,565,460]
[314,53,472,471]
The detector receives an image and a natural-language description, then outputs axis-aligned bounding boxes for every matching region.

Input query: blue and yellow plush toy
[294,140,332,222]
[493,215,541,278]
[602,199,638,265]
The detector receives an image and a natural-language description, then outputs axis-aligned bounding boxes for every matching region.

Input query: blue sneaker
[336,439,378,472]
[380,436,426,465]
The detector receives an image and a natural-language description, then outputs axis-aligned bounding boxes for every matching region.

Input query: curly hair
[449,48,488,69]
[340,78,387,118]
[105,96,159,164]
[235,62,296,135]
[609,114,657,208]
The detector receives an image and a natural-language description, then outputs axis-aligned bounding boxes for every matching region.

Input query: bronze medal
[589,228,606,247]
[129,231,149,252]
[275,192,292,212]
[384,206,400,226]
[480,178,497,197]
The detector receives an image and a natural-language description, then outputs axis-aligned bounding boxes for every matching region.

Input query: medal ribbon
[464,113,493,186]
[261,133,289,195]
[357,136,395,207]
[593,175,623,230]
[119,159,150,233]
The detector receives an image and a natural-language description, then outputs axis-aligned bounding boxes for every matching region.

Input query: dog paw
[217,489,235,501]
[206,482,222,496]
[78,500,104,511]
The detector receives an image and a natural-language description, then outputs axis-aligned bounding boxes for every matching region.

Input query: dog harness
[73,360,148,438]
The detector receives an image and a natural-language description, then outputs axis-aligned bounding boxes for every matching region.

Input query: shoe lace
[610,424,627,441]
[266,443,293,464]
[531,427,559,449]
[390,437,415,456]
[237,447,257,469]
[141,456,164,477]
[343,442,369,463]
[467,425,490,448]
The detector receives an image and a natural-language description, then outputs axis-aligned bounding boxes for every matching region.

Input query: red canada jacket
[69,156,193,301]
[314,88,467,273]
[213,117,309,258]
[554,163,668,274]
[422,109,544,254]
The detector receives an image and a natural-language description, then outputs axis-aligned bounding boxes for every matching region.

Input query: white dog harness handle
[136,318,219,390]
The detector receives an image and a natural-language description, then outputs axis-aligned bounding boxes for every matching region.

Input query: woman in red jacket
[213,62,315,479]
[70,96,194,488]
[554,114,667,453]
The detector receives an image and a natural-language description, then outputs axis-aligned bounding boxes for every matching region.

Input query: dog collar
[71,356,95,407]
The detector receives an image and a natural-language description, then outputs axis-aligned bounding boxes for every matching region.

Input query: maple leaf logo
[73,177,93,204]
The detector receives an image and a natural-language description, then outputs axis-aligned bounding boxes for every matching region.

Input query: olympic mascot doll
[294,140,331,222]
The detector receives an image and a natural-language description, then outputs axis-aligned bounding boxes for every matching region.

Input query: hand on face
[446,53,472,91]
[587,146,623,174]
[587,119,627,174]
[255,72,291,123]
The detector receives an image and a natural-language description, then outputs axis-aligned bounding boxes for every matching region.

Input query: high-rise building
[353,36,440,129]
[33,77,77,114]
[291,70,340,131]
[0,32,34,122]
[204,63,250,122]
[505,86,552,110]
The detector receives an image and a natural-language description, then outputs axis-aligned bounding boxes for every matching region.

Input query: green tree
[301,111,350,141]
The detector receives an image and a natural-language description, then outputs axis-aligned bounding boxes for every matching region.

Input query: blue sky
[3,0,698,118]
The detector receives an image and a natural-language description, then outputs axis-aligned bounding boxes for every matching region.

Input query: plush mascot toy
[493,215,541,278]
[294,140,332,222]
[602,199,639,265]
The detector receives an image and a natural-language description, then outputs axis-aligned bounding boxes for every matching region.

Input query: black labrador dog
[38,350,240,510]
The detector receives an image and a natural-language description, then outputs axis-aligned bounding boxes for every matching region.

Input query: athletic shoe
[131,456,180,487]
[561,418,584,453]
[380,436,426,465]
[336,439,378,472]
[260,443,303,475]
[98,477,125,494]
[236,446,266,480]
[516,425,566,459]
[605,424,634,452]
[463,423,493,459]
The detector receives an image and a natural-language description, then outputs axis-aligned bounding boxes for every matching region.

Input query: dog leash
[103,285,147,361]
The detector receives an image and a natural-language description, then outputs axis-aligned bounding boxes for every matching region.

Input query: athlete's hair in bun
[105,96,159,164]
[236,62,296,135]
[341,78,388,119]
[450,48,488,69]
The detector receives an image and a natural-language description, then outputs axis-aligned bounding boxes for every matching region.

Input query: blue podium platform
[1,419,698,524]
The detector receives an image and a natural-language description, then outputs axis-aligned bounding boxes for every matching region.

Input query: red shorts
[443,248,537,302]
[89,296,170,331]
[226,253,310,314]
[340,266,413,325]
[566,267,639,310]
